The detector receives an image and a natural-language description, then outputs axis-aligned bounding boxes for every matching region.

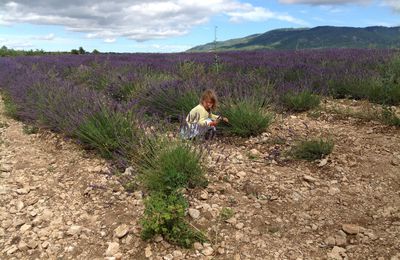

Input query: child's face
[202,98,214,110]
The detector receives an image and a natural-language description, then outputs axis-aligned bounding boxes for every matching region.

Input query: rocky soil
[1,97,399,260]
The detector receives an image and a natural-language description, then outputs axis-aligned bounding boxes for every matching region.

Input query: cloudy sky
[0,0,399,52]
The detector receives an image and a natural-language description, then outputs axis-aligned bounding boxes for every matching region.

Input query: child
[182,89,228,140]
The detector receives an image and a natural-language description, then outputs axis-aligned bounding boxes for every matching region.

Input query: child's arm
[210,113,219,121]
[211,113,229,124]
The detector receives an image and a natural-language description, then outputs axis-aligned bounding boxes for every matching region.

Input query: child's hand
[209,121,217,127]
[222,117,229,123]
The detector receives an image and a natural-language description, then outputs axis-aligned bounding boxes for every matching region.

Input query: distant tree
[78,46,86,55]
[1,45,8,51]
[92,49,100,54]
[71,49,79,55]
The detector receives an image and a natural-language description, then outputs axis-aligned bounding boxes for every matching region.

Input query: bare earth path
[0,98,147,259]
[1,96,400,260]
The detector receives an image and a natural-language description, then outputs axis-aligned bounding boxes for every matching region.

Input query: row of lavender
[0,49,398,144]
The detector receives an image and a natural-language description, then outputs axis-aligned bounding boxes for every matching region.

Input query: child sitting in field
[181,89,228,140]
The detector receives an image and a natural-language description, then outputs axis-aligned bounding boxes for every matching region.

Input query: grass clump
[219,207,234,221]
[1,92,18,119]
[23,124,39,135]
[381,107,400,127]
[290,138,334,161]
[220,98,273,137]
[141,192,206,248]
[75,107,139,159]
[136,139,207,194]
[133,136,208,247]
[0,121,9,128]
[281,90,320,112]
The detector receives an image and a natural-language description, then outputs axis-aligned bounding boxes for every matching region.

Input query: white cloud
[0,33,63,49]
[227,5,308,25]
[0,38,34,49]
[0,0,305,41]
[104,38,116,43]
[382,0,400,12]
[280,0,400,13]
[132,43,193,52]
[32,33,55,41]
[279,0,370,4]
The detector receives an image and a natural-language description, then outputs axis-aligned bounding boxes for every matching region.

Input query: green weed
[290,138,334,161]
[141,192,206,248]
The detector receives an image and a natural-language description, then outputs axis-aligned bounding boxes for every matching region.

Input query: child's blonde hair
[200,89,218,110]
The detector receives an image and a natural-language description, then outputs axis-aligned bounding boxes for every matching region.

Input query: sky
[0,0,399,52]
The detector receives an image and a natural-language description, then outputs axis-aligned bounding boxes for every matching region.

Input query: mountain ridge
[188,26,400,51]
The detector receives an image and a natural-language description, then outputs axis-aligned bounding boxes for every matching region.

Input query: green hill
[188,26,400,51]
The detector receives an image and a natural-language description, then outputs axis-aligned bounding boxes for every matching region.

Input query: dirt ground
[1,96,399,260]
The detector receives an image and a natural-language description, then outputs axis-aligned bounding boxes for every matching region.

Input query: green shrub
[75,107,139,159]
[0,121,8,128]
[281,90,320,112]
[219,207,234,221]
[220,98,273,137]
[1,92,18,119]
[290,138,334,161]
[328,58,400,105]
[141,192,206,248]
[177,61,205,80]
[381,107,400,127]
[378,56,400,105]
[138,140,207,194]
[23,124,39,135]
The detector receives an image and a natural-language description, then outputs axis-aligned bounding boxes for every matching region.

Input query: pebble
[202,247,214,256]
[188,208,200,219]
[325,236,336,246]
[194,242,203,250]
[41,209,53,221]
[145,246,152,258]
[16,188,30,195]
[318,158,328,167]
[20,224,31,233]
[391,158,399,166]
[27,240,38,249]
[327,246,347,260]
[237,171,246,178]
[42,241,50,249]
[18,241,28,251]
[154,235,163,242]
[0,164,12,172]
[329,187,340,195]
[173,250,183,257]
[114,224,129,238]
[303,175,317,183]
[226,217,237,224]
[200,191,209,200]
[342,224,361,235]
[67,225,82,236]
[16,201,24,211]
[249,149,260,156]
[164,254,174,260]
[106,242,120,257]
[235,223,244,229]
[6,245,18,255]
[335,231,347,246]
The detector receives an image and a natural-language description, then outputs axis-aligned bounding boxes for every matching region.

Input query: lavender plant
[219,97,274,137]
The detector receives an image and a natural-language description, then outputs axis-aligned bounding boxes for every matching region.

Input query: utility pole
[214,26,219,73]
[214,26,218,52]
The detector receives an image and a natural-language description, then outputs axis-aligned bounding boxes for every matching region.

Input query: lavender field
[1,49,400,259]
[1,49,399,135]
